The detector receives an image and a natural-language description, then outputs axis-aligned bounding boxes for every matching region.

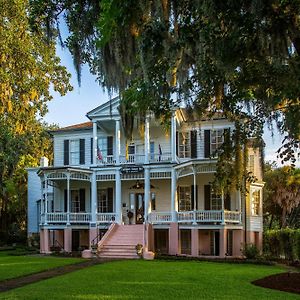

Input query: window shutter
[107,136,113,156]
[64,189,67,212]
[107,187,113,212]
[63,140,69,165]
[79,189,85,212]
[176,131,179,156]
[224,128,231,145]
[224,192,231,210]
[204,185,211,210]
[191,185,198,210]
[190,130,197,158]
[90,138,93,164]
[204,130,210,158]
[79,139,85,164]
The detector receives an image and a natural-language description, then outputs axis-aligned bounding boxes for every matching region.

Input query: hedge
[264,229,300,261]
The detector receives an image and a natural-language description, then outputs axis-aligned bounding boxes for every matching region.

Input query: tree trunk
[281,206,287,228]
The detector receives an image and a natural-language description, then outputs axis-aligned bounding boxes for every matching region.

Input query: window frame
[178,186,192,211]
[178,131,191,158]
[211,188,222,210]
[251,189,261,216]
[210,129,224,157]
[97,189,108,213]
[69,139,80,165]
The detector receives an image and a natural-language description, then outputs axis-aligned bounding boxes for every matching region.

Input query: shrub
[280,228,295,261]
[242,244,259,259]
[295,230,300,260]
[265,230,281,258]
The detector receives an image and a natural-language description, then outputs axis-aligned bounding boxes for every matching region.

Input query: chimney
[40,157,49,167]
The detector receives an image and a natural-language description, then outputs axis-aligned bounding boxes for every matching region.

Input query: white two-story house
[27,97,264,258]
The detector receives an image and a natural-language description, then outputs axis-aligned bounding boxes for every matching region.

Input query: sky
[43,45,291,165]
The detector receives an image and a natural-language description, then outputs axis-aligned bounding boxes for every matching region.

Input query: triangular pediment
[86,96,120,119]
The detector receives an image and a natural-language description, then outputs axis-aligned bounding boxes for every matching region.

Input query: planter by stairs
[97,224,143,259]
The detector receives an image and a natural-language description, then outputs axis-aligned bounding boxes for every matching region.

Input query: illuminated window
[179,132,191,158]
[178,186,192,211]
[251,190,260,215]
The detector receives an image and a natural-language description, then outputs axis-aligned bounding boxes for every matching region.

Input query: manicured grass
[1,260,298,299]
[0,251,83,281]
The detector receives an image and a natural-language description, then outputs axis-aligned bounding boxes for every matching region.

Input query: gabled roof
[50,122,93,134]
[86,96,120,119]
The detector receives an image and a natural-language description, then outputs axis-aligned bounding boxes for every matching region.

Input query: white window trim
[69,139,80,165]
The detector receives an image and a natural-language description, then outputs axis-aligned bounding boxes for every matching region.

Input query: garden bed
[253,272,300,295]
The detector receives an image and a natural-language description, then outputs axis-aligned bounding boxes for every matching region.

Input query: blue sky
[44,45,287,164]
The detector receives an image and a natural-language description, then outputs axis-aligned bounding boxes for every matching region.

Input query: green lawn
[0,251,83,281]
[1,260,299,299]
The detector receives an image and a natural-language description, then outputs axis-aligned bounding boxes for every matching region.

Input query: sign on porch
[120,165,144,174]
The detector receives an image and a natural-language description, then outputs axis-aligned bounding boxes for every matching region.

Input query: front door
[135,193,144,224]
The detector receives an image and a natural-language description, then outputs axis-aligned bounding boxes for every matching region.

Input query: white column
[91,172,97,223]
[44,175,48,225]
[115,169,122,224]
[67,174,70,225]
[115,119,121,164]
[221,190,225,225]
[144,167,151,222]
[92,120,98,165]
[193,166,197,225]
[171,111,177,162]
[171,168,177,222]
[144,115,150,164]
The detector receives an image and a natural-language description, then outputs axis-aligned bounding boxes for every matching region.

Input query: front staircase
[97,224,144,259]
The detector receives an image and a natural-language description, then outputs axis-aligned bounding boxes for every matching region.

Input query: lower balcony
[148,210,241,225]
[40,212,117,225]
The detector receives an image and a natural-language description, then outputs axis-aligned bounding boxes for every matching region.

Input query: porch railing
[149,210,241,225]
[148,212,172,223]
[69,213,91,223]
[96,213,116,223]
[224,211,241,223]
[41,212,91,224]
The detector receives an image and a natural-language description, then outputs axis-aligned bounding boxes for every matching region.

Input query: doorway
[135,193,144,224]
[72,230,80,251]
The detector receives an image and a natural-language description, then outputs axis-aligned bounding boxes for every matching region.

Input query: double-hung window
[210,129,224,156]
[98,137,107,160]
[98,189,108,213]
[251,190,261,216]
[211,188,222,210]
[179,132,191,158]
[178,186,192,211]
[70,140,80,165]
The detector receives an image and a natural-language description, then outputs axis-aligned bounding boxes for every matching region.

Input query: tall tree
[31,1,300,163]
[0,0,72,237]
[264,165,300,228]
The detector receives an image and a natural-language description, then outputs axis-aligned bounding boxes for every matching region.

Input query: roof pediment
[86,97,120,119]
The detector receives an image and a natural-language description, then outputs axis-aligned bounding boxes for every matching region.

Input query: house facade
[27,97,264,258]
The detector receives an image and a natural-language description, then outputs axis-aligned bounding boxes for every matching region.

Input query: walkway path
[0,259,109,293]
